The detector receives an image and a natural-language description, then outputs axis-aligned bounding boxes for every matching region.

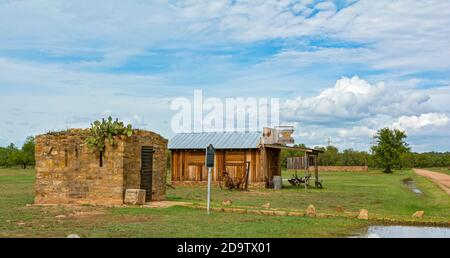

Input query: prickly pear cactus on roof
[85,116,133,152]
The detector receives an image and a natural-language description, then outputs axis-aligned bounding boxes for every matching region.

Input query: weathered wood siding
[171,149,263,183]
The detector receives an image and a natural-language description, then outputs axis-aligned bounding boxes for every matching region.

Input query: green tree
[17,136,35,169]
[371,128,410,173]
[5,143,19,167]
[281,144,306,168]
[317,145,339,165]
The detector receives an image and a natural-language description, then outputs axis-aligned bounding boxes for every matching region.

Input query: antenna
[327,136,331,146]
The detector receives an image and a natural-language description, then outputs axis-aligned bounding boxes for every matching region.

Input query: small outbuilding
[169,127,322,187]
[34,129,167,205]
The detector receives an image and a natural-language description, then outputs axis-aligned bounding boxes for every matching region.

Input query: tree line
[0,136,35,168]
[282,128,450,172]
[1,129,450,171]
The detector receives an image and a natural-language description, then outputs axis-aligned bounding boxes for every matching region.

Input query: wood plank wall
[171,149,263,183]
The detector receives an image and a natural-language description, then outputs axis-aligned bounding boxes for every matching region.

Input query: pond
[360,225,450,238]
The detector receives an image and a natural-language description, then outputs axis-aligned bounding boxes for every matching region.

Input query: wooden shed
[169,127,322,187]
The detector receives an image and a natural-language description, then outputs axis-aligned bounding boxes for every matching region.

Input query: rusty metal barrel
[273,176,283,190]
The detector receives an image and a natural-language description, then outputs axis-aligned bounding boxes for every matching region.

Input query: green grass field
[0,168,449,237]
[426,167,450,176]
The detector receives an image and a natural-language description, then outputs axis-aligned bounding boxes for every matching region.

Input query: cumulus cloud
[283,76,431,122]
[392,113,450,132]
[338,126,376,138]
[282,76,450,151]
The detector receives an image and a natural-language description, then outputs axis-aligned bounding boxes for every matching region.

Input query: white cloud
[392,113,450,132]
[338,126,376,138]
[282,77,450,151]
[1,1,449,72]
[283,76,432,122]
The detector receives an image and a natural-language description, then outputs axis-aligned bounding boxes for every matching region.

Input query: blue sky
[1,0,450,152]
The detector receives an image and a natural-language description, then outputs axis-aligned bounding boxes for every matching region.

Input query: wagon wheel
[315,181,323,189]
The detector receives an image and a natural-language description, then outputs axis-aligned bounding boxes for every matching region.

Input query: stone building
[34,129,167,205]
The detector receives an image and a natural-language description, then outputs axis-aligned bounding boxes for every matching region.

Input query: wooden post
[304,154,308,189]
[314,153,319,185]
[261,146,268,187]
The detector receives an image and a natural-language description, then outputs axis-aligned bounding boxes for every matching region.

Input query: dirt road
[413,168,450,195]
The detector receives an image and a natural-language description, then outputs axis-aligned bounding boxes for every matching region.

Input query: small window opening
[99,150,103,167]
[75,147,78,158]
[64,150,68,167]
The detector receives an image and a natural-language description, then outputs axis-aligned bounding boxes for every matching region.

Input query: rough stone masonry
[34,129,167,205]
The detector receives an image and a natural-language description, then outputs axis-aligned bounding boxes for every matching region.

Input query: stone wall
[123,130,167,201]
[34,129,125,205]
[318,166,368,172]
[34,128,167,205]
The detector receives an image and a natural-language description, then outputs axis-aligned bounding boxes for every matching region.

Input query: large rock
[124,189,146,205]
[357,209,369,220]
[306,204,316,217]
[412,211,424,218]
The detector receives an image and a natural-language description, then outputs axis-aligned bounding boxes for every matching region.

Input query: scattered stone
[124,189,146,205]
[221,200,232,206]
[412,211,424,218]
[336,205,344,213]
[247,210,262,215]
[17,222,26,226]
[317,213,333,218]
[26,204,32,207]
[273,211,287,216]
[212,207,224,212]
[232,208,247,214]
[67,234,80,238]
[260,210,275,216]
[55,215,66,219]
[306,204,316,217]
[221,207,231,213]
[287,212,304,217]
[357,209,369,220]
[6,220,11,223]
[261,203,271,209]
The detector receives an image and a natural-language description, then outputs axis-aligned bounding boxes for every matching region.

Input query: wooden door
[140,146,154,201]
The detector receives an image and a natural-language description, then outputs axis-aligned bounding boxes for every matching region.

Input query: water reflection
[362,226,450,238]
[402,178,423,195]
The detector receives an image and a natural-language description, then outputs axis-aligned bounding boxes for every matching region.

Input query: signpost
[205,144,215,215]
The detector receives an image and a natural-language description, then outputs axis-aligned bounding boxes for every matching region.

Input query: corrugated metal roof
[168,131,262,150]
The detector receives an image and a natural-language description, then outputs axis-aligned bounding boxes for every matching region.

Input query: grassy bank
[0,168,367,237]
[426,167,450,176]
[0,168,449,237]
[168,169,450,220]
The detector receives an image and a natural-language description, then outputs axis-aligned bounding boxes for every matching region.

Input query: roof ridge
[175,131,261,134]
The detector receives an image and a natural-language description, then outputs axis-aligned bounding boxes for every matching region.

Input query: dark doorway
[140,146,154,201]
